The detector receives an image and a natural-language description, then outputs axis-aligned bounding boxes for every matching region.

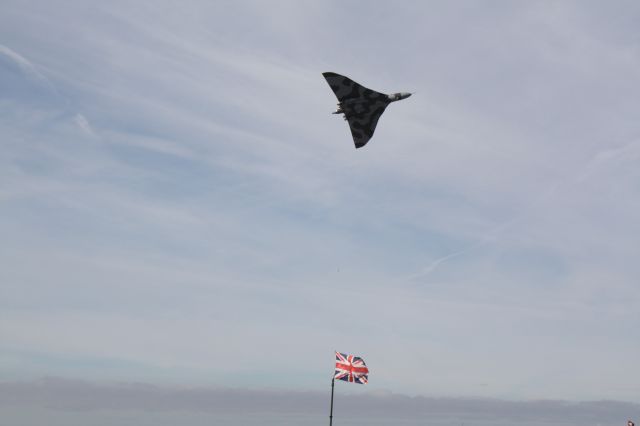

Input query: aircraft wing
[322,72,385,102]
[345,103,388,148]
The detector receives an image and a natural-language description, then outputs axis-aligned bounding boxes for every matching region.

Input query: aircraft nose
[402,92,412,99]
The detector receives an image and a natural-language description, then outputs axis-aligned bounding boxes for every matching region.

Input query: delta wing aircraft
[323,72,411,149]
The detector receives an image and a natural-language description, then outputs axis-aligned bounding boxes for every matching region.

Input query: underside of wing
[323,72,392,148]
[346,102,388,149]
[322,72,386,102]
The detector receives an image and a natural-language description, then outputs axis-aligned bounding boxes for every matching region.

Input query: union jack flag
[334,351,369,384]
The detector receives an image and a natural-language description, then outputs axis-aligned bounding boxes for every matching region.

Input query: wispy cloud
[73,113,95,137]
[0,44,51,85]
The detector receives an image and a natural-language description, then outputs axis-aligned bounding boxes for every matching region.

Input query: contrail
[408,217,518,281]
[0,44,96,136]
[409,138,640,281]
[0,44,54,89]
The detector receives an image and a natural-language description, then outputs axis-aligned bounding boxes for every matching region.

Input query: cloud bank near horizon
[1,378,638,426]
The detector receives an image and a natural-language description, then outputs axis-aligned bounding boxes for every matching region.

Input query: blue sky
[2,1,640,422]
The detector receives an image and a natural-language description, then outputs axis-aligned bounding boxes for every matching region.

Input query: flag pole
[329,377,335,426]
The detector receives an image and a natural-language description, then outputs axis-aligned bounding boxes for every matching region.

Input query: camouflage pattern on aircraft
[323,72,411,148]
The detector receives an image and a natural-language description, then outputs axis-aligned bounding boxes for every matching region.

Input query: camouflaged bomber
[323,72,411,149]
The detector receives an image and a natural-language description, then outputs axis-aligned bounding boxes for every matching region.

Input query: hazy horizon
[1,377,638,426]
